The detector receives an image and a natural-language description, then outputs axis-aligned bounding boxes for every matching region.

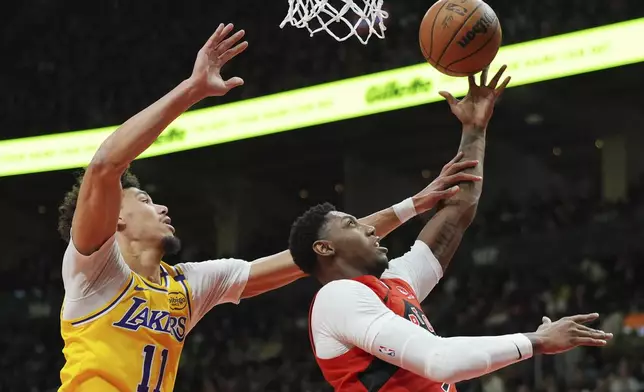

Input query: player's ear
[117,215,126,232]
[313,240,335,257]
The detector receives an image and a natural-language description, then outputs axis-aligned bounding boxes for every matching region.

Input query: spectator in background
[609,360,641,392]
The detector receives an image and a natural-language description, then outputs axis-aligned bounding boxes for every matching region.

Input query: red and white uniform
[309,241,533,392]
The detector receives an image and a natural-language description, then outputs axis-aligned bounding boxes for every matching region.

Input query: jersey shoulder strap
[381,277,415,296]
[353,275,391,304]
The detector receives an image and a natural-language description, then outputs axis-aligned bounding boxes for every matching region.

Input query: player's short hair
[288,202,337,274]
[57,168,140,242]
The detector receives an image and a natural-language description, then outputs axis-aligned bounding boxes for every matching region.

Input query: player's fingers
[438,91,458,106]
[468,75,476,88]
[206,23,232,49]
[433,186,460,198]
[443,159,479,175]
[570,337,607,347]
[219,41,249,64]
[567,313,600,324]
[576,324,613,339]
[456,173,483,183]
[204,23,225,47]
[489,64,507,89]
[581,330,613,341]
[224,77,244,90]
[495,76,511,97]
[480,66,489,86]
[542,316,552,324]
[448,151,465,164]
[442,172,483,186]
[216,29,246,55]
[440,152,465,173]
[575,327,610,339]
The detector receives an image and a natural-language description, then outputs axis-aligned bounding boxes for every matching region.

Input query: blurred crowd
[2,0,642,139]
[2,179,644,392]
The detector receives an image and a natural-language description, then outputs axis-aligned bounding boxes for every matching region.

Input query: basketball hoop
[280,0,388,45]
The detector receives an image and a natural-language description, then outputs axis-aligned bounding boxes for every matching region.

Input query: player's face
[320,211,389,277]
[118,188,176,247]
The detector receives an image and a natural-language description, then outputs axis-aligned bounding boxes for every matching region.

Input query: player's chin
[371,257,389,278]
[161,235,182,256]
[375,253,389,269]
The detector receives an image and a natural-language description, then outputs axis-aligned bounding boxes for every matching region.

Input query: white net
[280,0,389,45]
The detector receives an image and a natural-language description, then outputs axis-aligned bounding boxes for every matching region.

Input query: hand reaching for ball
[439,65,511,130]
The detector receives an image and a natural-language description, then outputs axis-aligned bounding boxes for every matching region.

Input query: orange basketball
[419,0,502,77]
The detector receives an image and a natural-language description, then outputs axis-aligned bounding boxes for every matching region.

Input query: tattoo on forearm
[455,130,486,199]
[460,131,485,170]
[421,129,486,271]
[431,219,460,264]
[439,132,484,210]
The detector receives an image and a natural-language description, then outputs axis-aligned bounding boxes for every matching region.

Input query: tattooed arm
[417,128,485,271]
[418,65,511,271]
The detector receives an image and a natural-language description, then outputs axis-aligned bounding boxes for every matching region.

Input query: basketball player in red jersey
[54,22,492,391]
[288,66,612,391]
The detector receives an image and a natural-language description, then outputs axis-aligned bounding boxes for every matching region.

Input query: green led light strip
[2,18,643,177]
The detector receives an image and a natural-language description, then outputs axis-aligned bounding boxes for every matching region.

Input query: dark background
[1,1,644,391]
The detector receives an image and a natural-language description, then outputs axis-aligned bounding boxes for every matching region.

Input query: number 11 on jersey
[137,345,169,392]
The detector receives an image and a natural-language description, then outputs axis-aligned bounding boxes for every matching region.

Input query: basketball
[419,0,502,77]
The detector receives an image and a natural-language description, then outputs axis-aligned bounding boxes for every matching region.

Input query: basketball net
[280,0,389,45]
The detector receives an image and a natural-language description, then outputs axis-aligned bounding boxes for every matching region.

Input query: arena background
[2,1,644,391]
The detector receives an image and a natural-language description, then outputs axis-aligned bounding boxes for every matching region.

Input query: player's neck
[117,237,164,284]
[317,262,369,285]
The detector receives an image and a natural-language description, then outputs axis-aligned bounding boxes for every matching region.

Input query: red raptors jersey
[309,275,457,392]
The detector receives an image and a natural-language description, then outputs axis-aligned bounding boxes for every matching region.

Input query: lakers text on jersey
[59,263,192,392]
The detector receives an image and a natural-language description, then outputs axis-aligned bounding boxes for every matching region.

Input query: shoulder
[63,234,120,267]
[382,240,443,285]
[62,234,130,297]
[387,240,439,271]
[315,279,372,302]
[174,258,250,279]
[314,280,360,315]
[313,279,383,320]
[311,280,373,357]
[381,240,444,302]
[172,258,250,309]
[61,235,132,319]
[311,279,394,352]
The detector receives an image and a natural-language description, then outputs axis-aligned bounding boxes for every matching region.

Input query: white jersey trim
[68,276,135,327]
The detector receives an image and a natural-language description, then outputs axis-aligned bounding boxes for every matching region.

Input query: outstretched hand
[411,151,482,214]
[529,313,613,355]
[439,65,511,130]
[190,23,249,97]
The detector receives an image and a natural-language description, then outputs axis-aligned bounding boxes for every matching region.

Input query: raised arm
[312,280,611,385]
[418,65,511,271]
[241,167,481,298]
[72,24,248,255]
[252,70,506,298]
[357,157,479,239]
